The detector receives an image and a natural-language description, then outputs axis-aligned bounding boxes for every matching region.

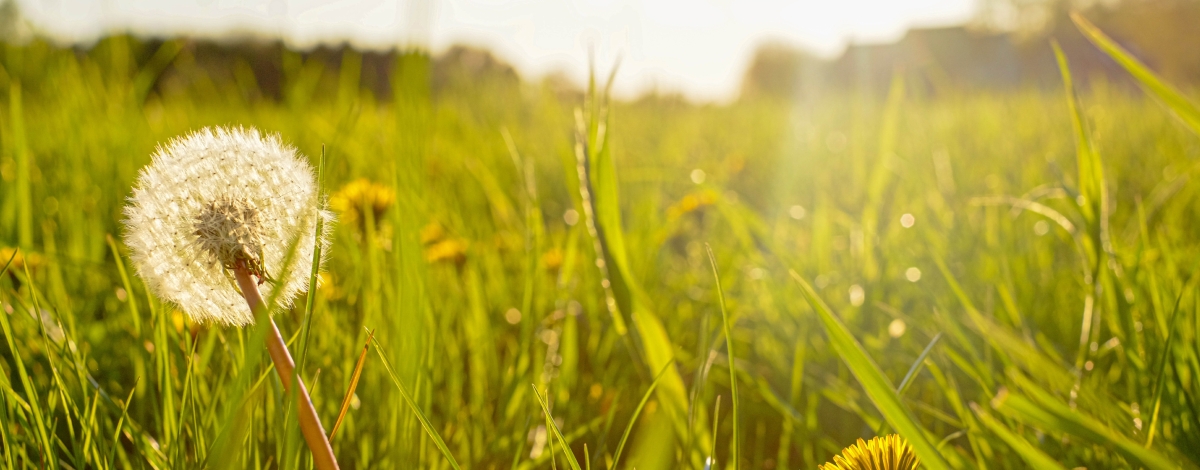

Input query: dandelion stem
[234,267,340,470]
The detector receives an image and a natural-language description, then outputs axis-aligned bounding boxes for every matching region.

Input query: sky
[14,0,977,101]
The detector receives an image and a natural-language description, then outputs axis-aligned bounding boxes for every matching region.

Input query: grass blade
[970,403,1067,470]
[706,396,721,470]
[992,386,1175,470]
[897,333,942,396]
[877,333,943,436]
[1143,290,1184,448]
[1053,39,1105,229]
[0,248,16,277]
[105,235,141,336]
[371,335,461,470]
[531,386,582,470]
[610,361,673,470]
[1071,12,1200,135]
[789,270,953,470]
[298,144,327,375]
[330,329,373,441]
[705,244,739,470]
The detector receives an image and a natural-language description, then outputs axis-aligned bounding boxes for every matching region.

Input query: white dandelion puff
[123,126,332,326]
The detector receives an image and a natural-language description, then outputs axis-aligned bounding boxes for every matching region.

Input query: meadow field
[1,16,1199,469]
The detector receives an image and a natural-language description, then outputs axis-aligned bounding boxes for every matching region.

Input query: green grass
[1,18,1200,468]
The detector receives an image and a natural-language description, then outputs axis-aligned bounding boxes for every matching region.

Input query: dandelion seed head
[123,126,332,326]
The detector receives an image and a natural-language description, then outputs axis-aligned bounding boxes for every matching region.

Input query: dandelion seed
[819,434,920,470]
[123,126,331,326]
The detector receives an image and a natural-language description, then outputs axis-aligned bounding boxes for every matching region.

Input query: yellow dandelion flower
[317,272,343,300]
[1,247,43,273]
[541,247,563,273]
[818,435,920,470]
[420,221,446,244]
[425,238,468,265]
[667,189,719,219]
[330,178,395,232]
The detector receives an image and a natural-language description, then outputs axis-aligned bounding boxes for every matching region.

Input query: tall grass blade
[861,73,905,280]
[706,396,721,470]
[531,386,582,470]
[1053,40,1105,228]
[1144,290,1184,448]
[0,269,55,467]
[970,403,1067,470]
[897,333,942,396]
[789,270,953,470]
[572,72,696,460]
[1071,12,1200,135]
[611,361,673,470]
[9,83,31,249]
[705,244,739,469]
[298,144,327,375]
[330,329,374,441]
[371,336,461,470]
[992,386,1175,470]
[0,248,16,276]
[105,235,141,336]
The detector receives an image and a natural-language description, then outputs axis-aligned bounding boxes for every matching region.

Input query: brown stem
[234,267,340,470]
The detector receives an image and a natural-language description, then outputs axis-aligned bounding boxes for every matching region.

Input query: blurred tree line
[741,0,1200,99]
[0,0,1194,103]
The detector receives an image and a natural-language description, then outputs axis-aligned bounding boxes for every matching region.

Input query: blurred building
[741,1,1200,100]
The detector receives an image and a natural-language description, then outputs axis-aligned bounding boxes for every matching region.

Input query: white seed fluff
[124,127,331,326]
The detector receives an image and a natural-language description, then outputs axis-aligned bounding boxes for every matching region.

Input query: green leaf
[789,270,953,470]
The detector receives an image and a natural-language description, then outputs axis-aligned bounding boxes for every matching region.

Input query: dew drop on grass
[1033,220,1050,236]
[563,209,579,226]
[905,267,921,282]
[789,205,807,220]
[690,168,706,184]
[888,319,907,338]
[900,213,915,228]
